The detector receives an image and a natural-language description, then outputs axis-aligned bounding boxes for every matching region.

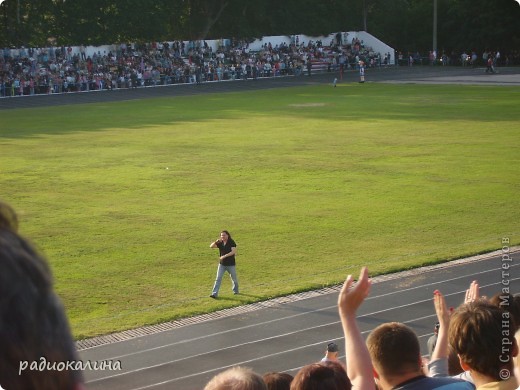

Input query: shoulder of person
[423,376,475,389]
[395,376,474,390]
[229,238,237,247]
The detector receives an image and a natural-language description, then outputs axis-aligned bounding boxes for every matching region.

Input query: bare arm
[430,290,450,362]
[337,267,374,390]
[210,240,221,249]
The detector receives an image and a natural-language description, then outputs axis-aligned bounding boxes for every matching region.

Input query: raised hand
[464,280,480,303]
[338,266,371,317]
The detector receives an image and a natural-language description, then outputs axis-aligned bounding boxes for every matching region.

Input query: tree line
[1,0,519,54]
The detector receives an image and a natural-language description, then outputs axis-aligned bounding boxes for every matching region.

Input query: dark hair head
[0,201,19,232]
[447,346,464,376]
[220,230,232,240]
[0,224,82,389]
[263,372,293,390]
[290,362,351,390]
[326,342,339,353]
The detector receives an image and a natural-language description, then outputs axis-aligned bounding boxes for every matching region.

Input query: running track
[1,66,520,111]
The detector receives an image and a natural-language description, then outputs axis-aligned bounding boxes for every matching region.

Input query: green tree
[0,0,519,55]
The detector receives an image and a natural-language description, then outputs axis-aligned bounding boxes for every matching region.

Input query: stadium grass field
[1,82,519,339]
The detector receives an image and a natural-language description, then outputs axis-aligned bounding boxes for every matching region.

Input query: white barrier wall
[207,32,395,64]
[355,31,395,64]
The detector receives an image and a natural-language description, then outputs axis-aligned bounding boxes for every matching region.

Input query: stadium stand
[1,33,387,98]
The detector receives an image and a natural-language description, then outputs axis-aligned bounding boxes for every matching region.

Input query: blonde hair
[204,366,267,390]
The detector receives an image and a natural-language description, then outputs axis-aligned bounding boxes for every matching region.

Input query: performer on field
[209,230,238,298]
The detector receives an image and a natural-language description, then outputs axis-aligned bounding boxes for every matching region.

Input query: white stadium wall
[77,31,395,65]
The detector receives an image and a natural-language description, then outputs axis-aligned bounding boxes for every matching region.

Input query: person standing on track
[321,342,340,363]
[359,61,365,83]
[209,230,239,298]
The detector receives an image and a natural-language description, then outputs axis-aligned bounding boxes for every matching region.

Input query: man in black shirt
[209,230,238,298]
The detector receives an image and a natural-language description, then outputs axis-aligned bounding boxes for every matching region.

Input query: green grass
[1,83,519,339]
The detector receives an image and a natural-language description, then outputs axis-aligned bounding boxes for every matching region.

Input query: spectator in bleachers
[449,300,518,390]
[427,280,520,390]
[338,267,475,389]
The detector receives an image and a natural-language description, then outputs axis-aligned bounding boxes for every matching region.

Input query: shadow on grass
[212,293,265,302]
[2,68,518,138]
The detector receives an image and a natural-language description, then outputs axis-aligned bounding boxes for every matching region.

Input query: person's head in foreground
[367,322,424,385]
[263,372,293,390]
[290,361,351,390]
[0,200,18,232]
[204,366,267,390]
[449,300,518,389]
[0,202,84,389]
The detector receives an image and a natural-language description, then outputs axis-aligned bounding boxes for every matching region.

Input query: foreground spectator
[0,201,18,231]
[290,361,351,390]
[0,201,85,389]
[263,372,293,390]
[449,300,518,389]
[337,267,475,389]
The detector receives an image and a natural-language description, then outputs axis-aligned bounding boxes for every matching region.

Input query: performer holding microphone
[209,230,238,298]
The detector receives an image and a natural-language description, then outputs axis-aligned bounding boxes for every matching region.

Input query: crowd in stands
[397,49,520,67]
[3,34,519,98]
[1,199,518,389]
[0,35,387,98]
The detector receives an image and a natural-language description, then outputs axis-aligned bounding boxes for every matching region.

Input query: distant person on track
[321,342,340,363]
[427,322,440,358]
[359,61,365,83]
[485,56,497,74]
[0,201,85,390]
[209,230,239,298]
